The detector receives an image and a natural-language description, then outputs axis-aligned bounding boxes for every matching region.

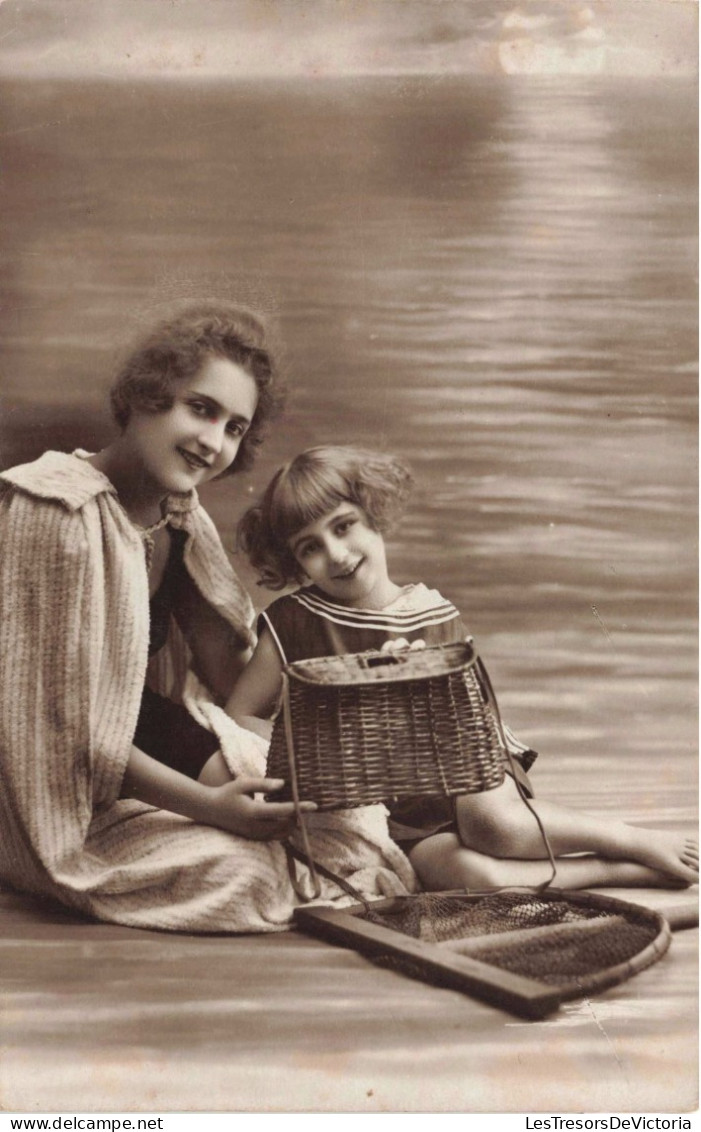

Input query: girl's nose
[325,538,346,564]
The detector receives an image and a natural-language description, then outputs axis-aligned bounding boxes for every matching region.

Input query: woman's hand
[206,776,316,841]
[122,747,314,842]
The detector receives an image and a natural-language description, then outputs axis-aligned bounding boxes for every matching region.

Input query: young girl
[208,444,698,893]
[0,311,413,933]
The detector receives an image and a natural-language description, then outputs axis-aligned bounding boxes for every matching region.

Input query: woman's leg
[409,832,691,893]
[455,777,699,884]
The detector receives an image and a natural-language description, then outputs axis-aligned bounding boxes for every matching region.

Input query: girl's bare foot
[409,833,698,894]
[626,831,699,884]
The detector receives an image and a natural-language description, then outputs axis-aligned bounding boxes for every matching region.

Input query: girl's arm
[121,743,307,840]
[225,627,283,741]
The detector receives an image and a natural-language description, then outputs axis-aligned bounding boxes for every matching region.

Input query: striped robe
[0,452,414,932]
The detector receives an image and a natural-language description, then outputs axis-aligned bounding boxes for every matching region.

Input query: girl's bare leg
[455,777,699,884]
[409,832,693,893]
[198,751,232,787]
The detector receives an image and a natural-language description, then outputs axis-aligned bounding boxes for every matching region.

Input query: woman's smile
[122,355,259,501]
[176,447,213,472]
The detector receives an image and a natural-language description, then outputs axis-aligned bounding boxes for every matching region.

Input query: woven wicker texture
[364,890,670,993]
[267,642,507,810]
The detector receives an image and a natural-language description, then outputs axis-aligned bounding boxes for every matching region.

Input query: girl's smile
[289,503,401,610]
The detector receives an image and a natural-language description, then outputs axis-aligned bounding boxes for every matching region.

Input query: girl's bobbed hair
[238,445,413,590]
[109,301,284,475]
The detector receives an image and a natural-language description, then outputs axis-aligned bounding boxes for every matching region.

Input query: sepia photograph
[0,0,697,1118]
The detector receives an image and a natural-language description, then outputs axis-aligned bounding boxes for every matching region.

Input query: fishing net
[277,643,680,1017]
[363,889,669,989]
[294,887,673,1018]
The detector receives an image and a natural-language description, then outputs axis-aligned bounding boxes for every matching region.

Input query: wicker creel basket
[266,640,507,811]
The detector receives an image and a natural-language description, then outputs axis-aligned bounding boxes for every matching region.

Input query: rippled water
[1,75,696,811]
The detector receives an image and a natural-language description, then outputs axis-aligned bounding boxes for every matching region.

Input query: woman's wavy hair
[109,301,284,475]
[238,445,414,590]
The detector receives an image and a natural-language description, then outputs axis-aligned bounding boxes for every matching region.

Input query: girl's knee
[409,835,503,892]
[197,750,231,787]
[455,780,529,858]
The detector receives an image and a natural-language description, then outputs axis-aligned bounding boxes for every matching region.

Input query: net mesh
[364,891,666,989]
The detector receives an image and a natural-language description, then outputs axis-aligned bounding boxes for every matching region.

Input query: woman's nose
[196,419,225,454]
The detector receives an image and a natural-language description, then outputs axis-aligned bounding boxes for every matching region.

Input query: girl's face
[288,502,397,609]
[124,355,258,496]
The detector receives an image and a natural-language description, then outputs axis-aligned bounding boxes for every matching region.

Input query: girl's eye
[189,400,212,418]
[298,541,318,559]
[226,421,245,438]
[335,519,355,535]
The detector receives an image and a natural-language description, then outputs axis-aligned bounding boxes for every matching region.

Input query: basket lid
[284,639,477,687]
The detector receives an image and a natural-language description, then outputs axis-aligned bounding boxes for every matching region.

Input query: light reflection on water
[0,75,696,808]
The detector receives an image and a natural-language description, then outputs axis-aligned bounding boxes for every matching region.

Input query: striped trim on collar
[288,587,461,633]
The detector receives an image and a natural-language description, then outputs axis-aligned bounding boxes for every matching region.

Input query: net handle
[662,901,699,931]
[281,670,321,899]
[439,911,633,956]
[475,655,557,889]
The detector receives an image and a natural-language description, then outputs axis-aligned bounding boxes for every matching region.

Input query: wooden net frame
[294,889,696,1020]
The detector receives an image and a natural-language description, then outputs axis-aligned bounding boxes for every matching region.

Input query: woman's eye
[226,421,245,437]
[189,400,210,417]
[336,519,354,535]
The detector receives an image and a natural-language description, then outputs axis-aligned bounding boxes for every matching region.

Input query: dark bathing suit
[133,529,220,779]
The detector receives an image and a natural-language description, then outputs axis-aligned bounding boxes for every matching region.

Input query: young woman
[212,444,699,893]
[0,308,413,932]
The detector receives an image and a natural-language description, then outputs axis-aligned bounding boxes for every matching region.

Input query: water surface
[1,74,696,815]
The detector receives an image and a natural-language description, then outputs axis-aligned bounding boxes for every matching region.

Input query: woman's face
[125,354,259,496]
